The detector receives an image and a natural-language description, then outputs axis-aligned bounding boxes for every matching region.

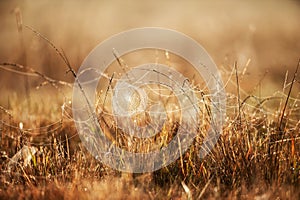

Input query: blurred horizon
[0,0,299,105]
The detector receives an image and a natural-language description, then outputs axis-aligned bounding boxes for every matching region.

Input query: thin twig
[25,25,73,75]
[278,59,299,131]
[112,48,134,80]
[235,62,242,129]
[0,63,72,88]
[0,106,13,117]
[197,174,214,199]
[102,73,115,111]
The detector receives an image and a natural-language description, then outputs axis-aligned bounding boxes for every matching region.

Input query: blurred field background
[1,0,300,99]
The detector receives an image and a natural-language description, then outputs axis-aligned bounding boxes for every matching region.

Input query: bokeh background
[0,0,299,107]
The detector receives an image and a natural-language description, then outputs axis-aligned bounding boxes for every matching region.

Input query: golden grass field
[0,0,299,199]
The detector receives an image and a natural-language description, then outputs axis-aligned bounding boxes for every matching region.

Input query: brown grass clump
[0,24,299,199]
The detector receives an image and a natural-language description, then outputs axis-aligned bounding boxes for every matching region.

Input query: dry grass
[0,1,300,199]
[0,56,299,199]
[0,96,299,199]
